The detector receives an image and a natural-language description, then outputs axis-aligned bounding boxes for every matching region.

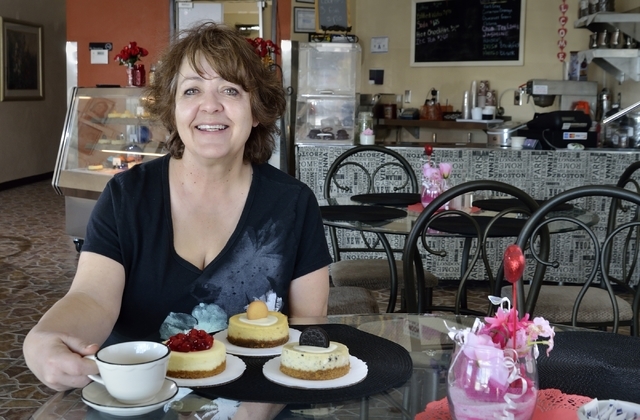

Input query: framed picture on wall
[0,17,44,101]
[294,8,316,33]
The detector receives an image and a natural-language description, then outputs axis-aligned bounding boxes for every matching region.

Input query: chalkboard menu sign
[410,0,525,67]
[315,0,351,32]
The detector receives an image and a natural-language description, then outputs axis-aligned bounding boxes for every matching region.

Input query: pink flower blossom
[422,165,441,180]
[439,162,452,179]
[453,300,554,357]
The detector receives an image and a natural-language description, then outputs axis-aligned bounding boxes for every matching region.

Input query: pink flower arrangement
[446,297,554,418]
[448,297,554,359]
[422,162,451,182]
[477,297,555,356]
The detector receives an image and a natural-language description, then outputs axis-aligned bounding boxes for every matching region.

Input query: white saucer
[168,354,246,387]
[263,356,368,389]
[81,378,178,417]
[214,328,301,357]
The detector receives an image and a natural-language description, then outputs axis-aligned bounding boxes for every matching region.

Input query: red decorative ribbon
[504,244,526,347]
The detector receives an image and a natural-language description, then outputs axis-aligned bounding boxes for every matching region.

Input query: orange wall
[67,0,170,87]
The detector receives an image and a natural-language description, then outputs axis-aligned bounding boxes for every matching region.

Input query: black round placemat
[474,198,573,212]
[350,193,421,207]
[192,324,413,404]
[537,331,640,403]
[429,215,526,237]
[320,205,407,222]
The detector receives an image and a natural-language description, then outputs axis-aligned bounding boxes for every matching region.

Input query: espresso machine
[518,80,599,149]
[525,80,598,115]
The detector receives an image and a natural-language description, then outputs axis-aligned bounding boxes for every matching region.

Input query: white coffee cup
[510,136,526,149]
[482,106,496,120]
[85,341,170,405]
[471,107,483,120]
[360,133,375,145]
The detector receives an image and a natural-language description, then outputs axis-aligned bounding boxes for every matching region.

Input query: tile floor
[0,179,628,419]
[0,180,78,419]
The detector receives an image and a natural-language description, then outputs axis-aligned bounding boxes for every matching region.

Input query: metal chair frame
[604,161,640,297]
[402,180,541,314]
[514,185,640,335]
[323,145,419,313]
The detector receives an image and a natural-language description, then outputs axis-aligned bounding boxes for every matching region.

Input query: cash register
[517,110,597,149]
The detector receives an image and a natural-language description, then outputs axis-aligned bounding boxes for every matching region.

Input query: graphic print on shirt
[158,223,285,340]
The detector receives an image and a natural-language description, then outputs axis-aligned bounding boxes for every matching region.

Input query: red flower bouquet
[114,42,149,67]
[246,37,280,58]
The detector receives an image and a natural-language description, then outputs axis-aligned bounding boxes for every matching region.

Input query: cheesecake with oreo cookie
[280,326,350,380]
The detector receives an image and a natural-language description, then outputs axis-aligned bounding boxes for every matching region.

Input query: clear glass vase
[447,343,538,420]
[421,179,441,207]
[125,65,134,87]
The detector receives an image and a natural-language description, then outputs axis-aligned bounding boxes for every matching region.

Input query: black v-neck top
[83,155,331,343]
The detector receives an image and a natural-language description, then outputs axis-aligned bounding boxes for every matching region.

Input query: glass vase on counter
[421,164,442,207]
[356,112,373,144]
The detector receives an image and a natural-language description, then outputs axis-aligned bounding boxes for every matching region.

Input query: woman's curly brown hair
[143,22,286,164]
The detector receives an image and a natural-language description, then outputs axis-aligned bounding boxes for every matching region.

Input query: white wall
[0,1,67,184]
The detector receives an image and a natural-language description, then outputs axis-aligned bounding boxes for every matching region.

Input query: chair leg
[422,288,433,313]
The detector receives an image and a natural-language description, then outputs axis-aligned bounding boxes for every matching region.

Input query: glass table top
[30,313,586,420]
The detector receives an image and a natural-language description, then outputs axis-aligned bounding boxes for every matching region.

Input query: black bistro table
[320,196,599,313]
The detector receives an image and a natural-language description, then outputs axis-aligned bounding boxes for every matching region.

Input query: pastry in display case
[52,87,169,250]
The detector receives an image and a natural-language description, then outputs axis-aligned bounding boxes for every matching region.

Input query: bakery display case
[53,87,168,249]
[282,41,361,148]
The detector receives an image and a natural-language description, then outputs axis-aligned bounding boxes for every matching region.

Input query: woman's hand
[22,252,125,391]
[23,330,100,391]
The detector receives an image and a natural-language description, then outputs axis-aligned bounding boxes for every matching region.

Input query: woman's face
[174,54,257,163]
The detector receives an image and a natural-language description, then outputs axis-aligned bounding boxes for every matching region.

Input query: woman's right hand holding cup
[23,329,100,391]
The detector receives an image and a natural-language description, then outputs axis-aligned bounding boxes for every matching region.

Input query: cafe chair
[323,145,438,313]
[507,185,640,335]
[602,162,640,328]
[403,180,541,314]
[327,286,380,315]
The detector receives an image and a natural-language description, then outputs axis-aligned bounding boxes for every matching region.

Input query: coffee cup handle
[84,355,104,385]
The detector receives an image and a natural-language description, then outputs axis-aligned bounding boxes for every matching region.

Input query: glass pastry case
[282,41,361,146]
[52,87,168,250]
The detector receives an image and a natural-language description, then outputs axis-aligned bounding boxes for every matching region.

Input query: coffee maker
[518,80,599,149]
[525,80,598,117]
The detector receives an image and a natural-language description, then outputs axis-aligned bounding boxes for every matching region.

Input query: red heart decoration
[424,144,433,156]
[504,244,525,284]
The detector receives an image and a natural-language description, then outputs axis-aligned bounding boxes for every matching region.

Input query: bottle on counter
[356,112,373,144]
[133,64,146,87]
[148,64,156,85]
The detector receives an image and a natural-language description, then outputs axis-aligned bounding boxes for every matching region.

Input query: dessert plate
[167,354,246,388]
[214,328,302,357]
[81,378,178,417]
[262,356,368,389]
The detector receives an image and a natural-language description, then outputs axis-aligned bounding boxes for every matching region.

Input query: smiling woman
[23,22,331,420]
[145,23,284,164]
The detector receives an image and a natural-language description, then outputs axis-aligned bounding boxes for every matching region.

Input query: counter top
[375,118,504,130]
[296,142,640,152]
